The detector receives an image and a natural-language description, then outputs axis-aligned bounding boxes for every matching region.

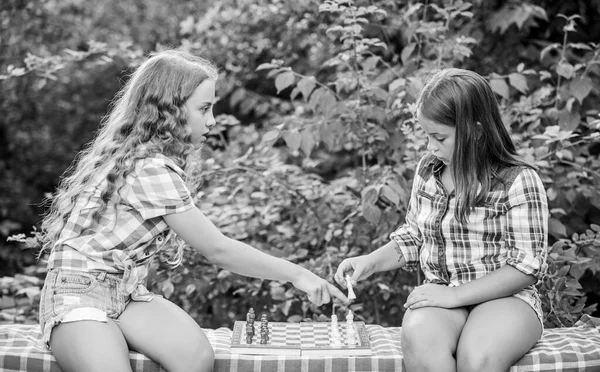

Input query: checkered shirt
[391,153,549,287]
[46,153,195,298]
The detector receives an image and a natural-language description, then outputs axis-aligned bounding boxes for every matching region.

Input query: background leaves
[1,0,600,328]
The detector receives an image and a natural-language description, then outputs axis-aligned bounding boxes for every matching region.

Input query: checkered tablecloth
[1,315,600,372]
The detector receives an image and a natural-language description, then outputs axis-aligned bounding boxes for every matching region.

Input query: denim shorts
[39,268,157,348]
[513,287,545,332]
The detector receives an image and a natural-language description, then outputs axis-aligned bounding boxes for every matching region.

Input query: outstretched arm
[164,206,348,305]
[334,240,407,287]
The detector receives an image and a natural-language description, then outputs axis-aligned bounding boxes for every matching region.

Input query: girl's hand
[404,283,459,310]
[292,271,349,306]
[334,255,376,289]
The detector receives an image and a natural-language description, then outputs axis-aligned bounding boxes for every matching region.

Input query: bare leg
[401,306,469,372]
[50,319,132,372]
[117,296,214,372]
[456,297,542,372]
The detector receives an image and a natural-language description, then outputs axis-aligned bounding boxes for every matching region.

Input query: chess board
[230,321,372,356]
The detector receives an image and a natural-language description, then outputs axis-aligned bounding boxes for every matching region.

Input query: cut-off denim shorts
[39,268,158,349]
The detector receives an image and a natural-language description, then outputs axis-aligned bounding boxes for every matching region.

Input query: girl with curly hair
[39,49,347,372]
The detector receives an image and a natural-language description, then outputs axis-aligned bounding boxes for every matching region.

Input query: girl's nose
[426,139,436,152]
[206,112,216,128]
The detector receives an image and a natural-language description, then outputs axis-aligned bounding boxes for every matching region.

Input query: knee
[401,309,440,356]
[170,334,215,372]
[401,309,434,348]
[457,349,499,372]
[193,346,215,372]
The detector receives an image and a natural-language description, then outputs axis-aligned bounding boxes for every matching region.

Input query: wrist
[451,285,467,307]
[364,252,379,274]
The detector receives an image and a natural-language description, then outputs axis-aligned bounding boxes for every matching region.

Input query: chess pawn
[345,275,357,300]
[346,310,354,324]
[246,323,254,337]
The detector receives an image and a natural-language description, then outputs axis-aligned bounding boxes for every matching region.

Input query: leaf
[549,218,567,238]
[388,78,405,93]
[489,78,509,99]
[361,56,379,72]
[161,279,174,299]
[568,76,593,104]
[556,62,575,79]
[297,77,316,102]
[361,186,379,205]
[15,287,40,302]
[380,185,400,206]
[275,71,296,94]
[290,86,301,101]
[557,109,580,131]
[401,43,417,66]
[300,130,316,157]
[256,63,280,71]
[508,73,528,94]
[308,87,336,117]
[283,130,302,152]
[540,43,560,61]
[263,129,280,143]
[362,204,381,224]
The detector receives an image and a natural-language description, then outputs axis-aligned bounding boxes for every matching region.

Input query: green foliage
[3,0,600,329]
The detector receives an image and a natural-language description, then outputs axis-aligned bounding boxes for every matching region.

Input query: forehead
[417,114,454,135]
[188,79,215,102]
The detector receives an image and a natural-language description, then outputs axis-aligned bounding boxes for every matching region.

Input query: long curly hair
[41,50,218,260]
[416,68,531,224]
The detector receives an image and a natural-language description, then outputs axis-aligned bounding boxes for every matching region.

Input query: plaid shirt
[47,153,194,298]
[391,153,548,287]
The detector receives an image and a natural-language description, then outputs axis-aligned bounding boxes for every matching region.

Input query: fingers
[307,287,323,306]
[334,259,360,287]
[404,295,428,310]
[326,282,349,304]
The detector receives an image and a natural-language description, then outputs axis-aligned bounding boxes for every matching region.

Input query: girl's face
[418,114,456,165]
[185,79,216,147]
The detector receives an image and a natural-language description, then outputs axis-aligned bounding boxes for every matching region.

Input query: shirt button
[438,249,445,256]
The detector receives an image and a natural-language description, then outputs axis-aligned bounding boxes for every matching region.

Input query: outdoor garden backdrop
[1,0,599,330]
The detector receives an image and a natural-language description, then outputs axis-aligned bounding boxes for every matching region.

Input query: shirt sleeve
[389,158,426,271]
[127,155,195,220]
[504,168,549,283]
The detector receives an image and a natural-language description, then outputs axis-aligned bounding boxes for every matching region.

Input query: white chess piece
[345,275,357,300]
[346,310,354,324]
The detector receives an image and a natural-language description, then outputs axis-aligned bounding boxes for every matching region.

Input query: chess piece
[246,308,255,340]
[346,309,354,324]
[345,275,357,300]
[259,313,269,344]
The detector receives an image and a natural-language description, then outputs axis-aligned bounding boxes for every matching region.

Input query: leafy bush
[3,0,600,329]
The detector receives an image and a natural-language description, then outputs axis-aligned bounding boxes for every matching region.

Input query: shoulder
[135,153,187,179]
[495,165,546,204]
[415,152,440,179]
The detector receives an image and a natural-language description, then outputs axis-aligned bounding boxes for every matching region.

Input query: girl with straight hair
[336,68,548,372]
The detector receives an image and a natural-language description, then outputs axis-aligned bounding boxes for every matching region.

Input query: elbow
[197,236,231,266]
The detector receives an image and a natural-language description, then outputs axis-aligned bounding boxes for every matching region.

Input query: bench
[1,315,599,371]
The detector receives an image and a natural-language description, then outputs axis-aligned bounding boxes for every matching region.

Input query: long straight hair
[42,50,218,258]
[416,68,530,223]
